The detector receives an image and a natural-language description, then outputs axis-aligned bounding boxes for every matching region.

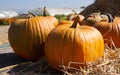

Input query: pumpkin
[45,16,104,69]
[8,15,55,60]
[72,15,84,25]
[93,13,120,48]
[67,14,84,25]
[58,20,74,25]
[82,12,108,26]
[113,16,120,22]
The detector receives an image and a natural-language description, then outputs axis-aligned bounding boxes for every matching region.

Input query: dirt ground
[0,25,9,45]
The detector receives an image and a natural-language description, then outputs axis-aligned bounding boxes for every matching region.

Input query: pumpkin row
[8,12,120,70]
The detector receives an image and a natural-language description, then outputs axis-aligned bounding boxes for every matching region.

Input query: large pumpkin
[8,16,55,61]
[93,13,120,48]
[45,16,104,69]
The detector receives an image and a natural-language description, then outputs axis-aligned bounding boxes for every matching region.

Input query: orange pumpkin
[67,14,84,25]
[45,16,104,69]
[8,16,55,61]
[93,13,120,48]
[58,20,74,25]
[82,13,108,26]
[72,15,84,25]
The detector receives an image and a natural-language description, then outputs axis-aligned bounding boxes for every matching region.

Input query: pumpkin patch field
[0,0,120,75]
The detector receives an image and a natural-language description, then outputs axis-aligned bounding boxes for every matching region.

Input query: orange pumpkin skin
[45,17,104,69]
[113,16,120,22]
[93,19,120,48]
[47,16,58,26]
[8,17,55,61]
[58,20,74,25]
[93,14,120,48]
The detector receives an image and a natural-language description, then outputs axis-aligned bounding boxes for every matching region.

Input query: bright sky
[0,0,94,9]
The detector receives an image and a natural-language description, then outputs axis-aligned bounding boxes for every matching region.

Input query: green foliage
[37,14,50,16]
[16,16,25,19]
[54,14,67,22]
[0,21,9,25]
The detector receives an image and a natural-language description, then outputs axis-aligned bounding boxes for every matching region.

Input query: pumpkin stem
[106,13,114,22]
[28,11,36,17]
[70,16,79,28]
[102,12,114,22]
[43,6,47,16]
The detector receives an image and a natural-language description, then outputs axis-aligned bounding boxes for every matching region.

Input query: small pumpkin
[58,20,74,25]
[93,13,120,48]
[82,12,108,26]
[67,14,84,25]
[8,14,55,60]
[72,15,84,25]
[45,16,104,69]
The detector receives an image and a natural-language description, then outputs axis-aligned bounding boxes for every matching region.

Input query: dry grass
[59,46,120,75]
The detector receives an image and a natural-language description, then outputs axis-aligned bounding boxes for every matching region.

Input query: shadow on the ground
[7,58,63,75]
[0,53,63,75]
[0,53,28,68]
